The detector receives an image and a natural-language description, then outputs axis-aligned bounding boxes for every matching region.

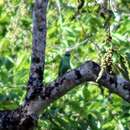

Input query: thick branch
[28,0,48,88]
[25,61,130,114]
[1,60,130,130]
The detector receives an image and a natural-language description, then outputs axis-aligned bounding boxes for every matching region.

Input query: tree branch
[0,60,130,130]
[28,0,48,89]
[25,61,130,115]
[25,0,48,103]
[0,1,129,130]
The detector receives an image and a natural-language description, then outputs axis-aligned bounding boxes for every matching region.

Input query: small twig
[71,0,85,20]
[110,0,122,32]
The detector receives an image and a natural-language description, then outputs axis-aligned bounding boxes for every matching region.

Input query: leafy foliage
[0,0,130,130]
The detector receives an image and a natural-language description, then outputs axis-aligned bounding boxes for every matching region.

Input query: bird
[58,50,71,77]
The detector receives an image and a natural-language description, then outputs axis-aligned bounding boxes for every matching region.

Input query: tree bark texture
[0,0,129,130]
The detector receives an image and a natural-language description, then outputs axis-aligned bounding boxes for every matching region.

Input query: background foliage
[0,0,130,129]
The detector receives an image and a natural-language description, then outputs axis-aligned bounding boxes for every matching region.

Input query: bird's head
[65,49,71,57]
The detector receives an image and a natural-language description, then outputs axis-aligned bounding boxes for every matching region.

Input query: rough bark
[26,0,48,102]
[0,0,48,130]
[30,0,48,83]
[25,60,130,115]
[0,61,130,130]
[0,108,36,130]
[0,0,129,130]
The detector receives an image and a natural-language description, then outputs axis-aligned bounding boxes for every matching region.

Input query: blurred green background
[0,0,130,129]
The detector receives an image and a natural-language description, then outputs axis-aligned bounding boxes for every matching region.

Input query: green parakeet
[58,51,71,77]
